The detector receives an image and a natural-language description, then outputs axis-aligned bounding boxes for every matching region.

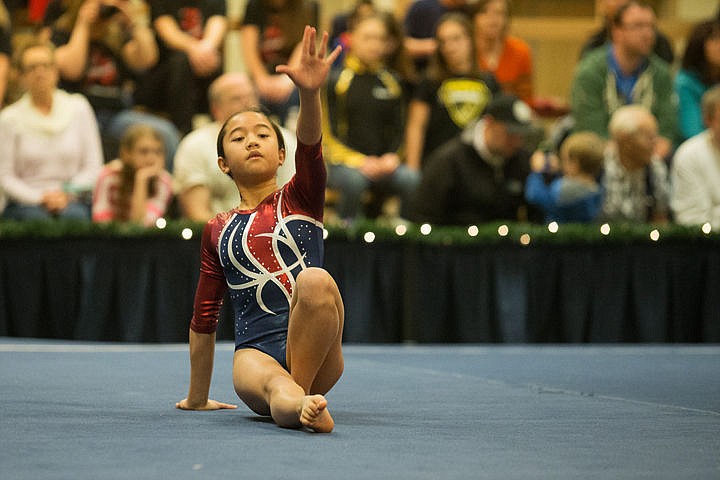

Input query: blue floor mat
[1,340,718,479]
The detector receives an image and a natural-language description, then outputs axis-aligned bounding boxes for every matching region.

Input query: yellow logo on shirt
[438,78,492,128]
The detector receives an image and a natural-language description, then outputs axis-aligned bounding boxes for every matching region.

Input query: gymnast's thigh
[232,348,293,416]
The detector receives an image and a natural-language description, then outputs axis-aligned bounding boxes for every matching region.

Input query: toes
[298,395,333,432]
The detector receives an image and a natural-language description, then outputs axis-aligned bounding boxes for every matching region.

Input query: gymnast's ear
[218,156,233,178]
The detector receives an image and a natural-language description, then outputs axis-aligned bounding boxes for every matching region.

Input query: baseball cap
[483,94,534,135]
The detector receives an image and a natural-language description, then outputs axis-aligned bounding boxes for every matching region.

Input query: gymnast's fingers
[211,401,238,410]
[175,398,238,410]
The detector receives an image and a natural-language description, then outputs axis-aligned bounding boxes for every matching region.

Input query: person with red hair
[471,0,533,105]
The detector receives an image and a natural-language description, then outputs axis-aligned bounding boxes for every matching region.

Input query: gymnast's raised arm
[276,26,341,146]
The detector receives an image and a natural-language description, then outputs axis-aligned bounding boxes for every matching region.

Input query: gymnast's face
[218,111,286,183]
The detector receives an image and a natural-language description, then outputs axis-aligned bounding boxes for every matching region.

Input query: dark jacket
[411,121,539,225]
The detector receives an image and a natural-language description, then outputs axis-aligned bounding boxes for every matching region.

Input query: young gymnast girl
[176,26,344,433]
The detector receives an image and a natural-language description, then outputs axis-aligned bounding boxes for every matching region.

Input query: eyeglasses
[22,62,55,73]
[620,22,656,31]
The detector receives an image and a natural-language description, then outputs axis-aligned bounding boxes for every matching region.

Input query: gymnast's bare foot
[300,395,334,433]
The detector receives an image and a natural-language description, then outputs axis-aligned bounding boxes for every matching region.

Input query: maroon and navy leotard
[190,141,326,369]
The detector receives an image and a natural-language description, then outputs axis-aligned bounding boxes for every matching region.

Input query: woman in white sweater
[0,40,103,220]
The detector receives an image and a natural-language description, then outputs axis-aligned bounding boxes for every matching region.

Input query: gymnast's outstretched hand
[275,25,341,93]
[176,398,237,411]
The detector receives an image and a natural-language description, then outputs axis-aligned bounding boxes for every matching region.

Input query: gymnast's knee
[294,268,337,308]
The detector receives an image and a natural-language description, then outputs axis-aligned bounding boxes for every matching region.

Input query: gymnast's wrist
[185,393,209,408]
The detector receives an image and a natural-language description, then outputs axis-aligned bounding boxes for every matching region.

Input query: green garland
[0,218,718,246]
[0,219,206,240]
[330,219,719,246]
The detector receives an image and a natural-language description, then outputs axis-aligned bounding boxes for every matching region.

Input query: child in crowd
[92,124,173,226]
[525,131,606,223]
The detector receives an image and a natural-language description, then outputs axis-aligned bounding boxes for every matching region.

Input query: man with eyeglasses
[570,0,677,161]
[579,0,674,64]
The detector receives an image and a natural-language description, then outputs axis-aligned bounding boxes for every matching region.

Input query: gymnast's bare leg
[176,27,344,432]
[232,268,344,432]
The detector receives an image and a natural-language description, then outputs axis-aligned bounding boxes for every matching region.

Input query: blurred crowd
[1,0,719,230]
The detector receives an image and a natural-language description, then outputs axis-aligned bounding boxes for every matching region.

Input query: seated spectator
[0,0,10,108]
[671,85,720,229]
[525,131,606,224]
[570,0,676,159]
[579,0,674,64]
[471,0,533,105]
[0,40,103,220]
[240,0,318,126]
[402,0,470,74]
[173,72,296,223]
[92,123,172,226]
[674,19,720,143]
[324,12,419,222]
[44,0,181,166]
[601,104,669,223]
[404,12,499,171]
[134,0,227,134]
[410,94,540,225]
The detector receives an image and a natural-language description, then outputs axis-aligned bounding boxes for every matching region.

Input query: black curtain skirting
[0,237,717,343]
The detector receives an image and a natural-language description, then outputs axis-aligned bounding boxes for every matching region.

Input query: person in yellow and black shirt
[323,12,419,222]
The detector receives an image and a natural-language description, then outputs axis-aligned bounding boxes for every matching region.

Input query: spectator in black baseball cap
[410,94,542,225]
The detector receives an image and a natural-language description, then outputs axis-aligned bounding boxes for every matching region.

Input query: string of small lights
[323,220,718,247]
[0,219,717,246]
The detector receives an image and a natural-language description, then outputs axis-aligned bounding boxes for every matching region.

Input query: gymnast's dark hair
[216,107,286,159]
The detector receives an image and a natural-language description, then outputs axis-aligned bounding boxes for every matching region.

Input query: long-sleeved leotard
[190,140,325,369]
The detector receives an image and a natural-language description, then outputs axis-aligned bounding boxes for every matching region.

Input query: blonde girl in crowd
[92,124,173,226]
